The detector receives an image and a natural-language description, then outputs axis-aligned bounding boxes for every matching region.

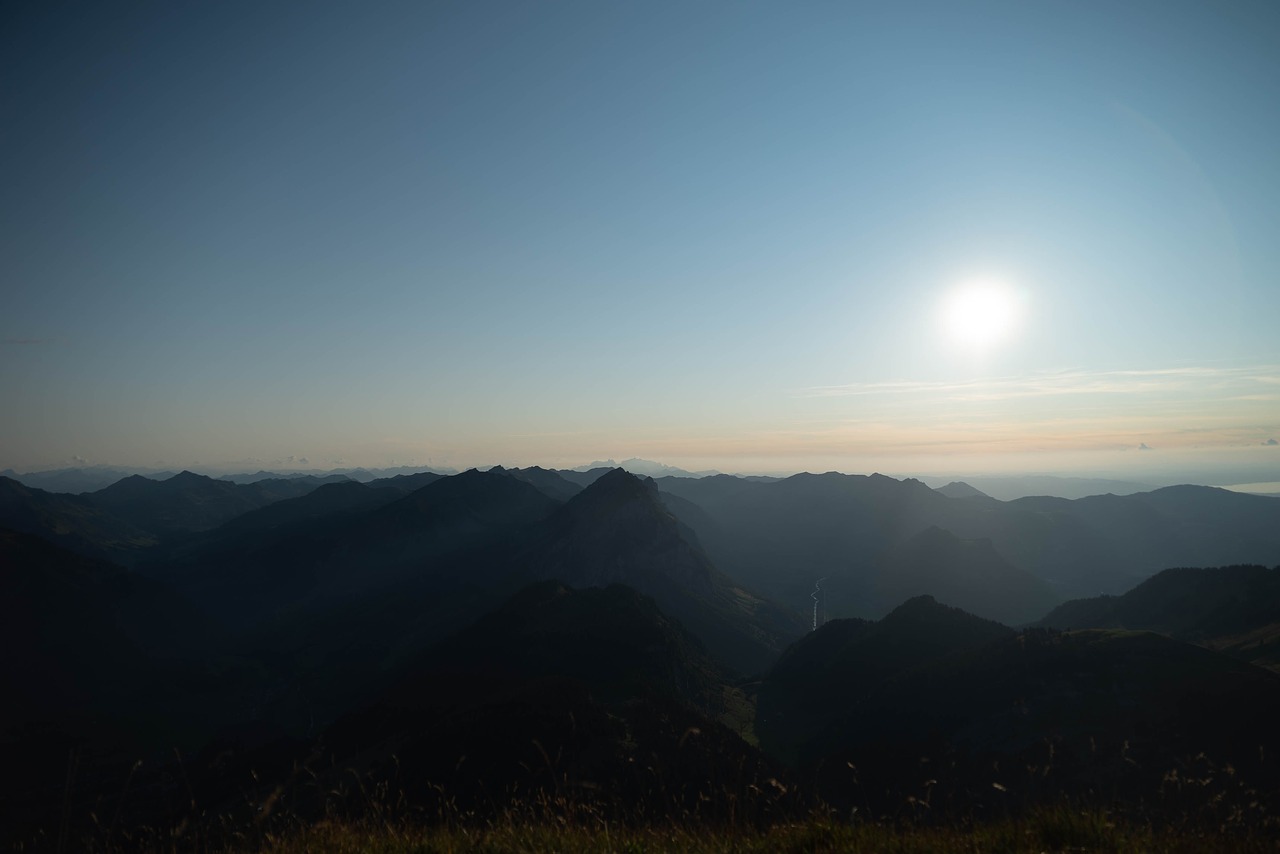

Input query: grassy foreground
[74,810,1277,854]
[244,818,1275,854]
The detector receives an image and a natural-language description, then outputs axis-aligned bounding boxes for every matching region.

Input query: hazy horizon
[5,2,1277,481]
[8,451,1280,497]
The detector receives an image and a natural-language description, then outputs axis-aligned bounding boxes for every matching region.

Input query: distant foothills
[4,459,1280,844]
[2,455,1254,500]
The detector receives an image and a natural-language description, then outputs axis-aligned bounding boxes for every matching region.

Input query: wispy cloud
[800,365,1280,401]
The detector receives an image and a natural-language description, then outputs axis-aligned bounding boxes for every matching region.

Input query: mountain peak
[882,593,943,619]
[580,467,656,500]
[935,481,990,499]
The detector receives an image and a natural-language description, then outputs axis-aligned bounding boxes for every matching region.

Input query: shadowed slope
[522,469,805,675]
[319,581,791,819]
[758,595,1012,763]
[1038,564,1280,670]
[157,468,560,630]
[87,471,318,538]
[760,598,1280,813]
[0,475,155,561]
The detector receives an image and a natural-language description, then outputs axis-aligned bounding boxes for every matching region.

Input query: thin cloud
[800,365,1280,402]
[3,337,53,345]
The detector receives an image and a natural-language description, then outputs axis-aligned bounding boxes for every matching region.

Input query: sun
[940,279,1022,350]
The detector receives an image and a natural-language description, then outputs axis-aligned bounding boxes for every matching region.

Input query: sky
[4,0,1279,483]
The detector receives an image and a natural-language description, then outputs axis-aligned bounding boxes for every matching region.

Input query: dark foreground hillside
[760,602,1280,826]
[2,581,799,848]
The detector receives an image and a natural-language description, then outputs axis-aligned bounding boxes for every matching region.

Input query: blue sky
[4,0,1279,480]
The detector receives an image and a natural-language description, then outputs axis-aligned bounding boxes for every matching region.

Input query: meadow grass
[229,810,1280,854]
[30,796,1278,853]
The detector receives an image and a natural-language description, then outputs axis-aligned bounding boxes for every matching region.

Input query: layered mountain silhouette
[1038,564,1280,671]
[12,460,1280,844]
[151,468,800,678]
[154,467,560,632]
[520,469,804,675]
[197,582,794,827]
[0,475,156,561]
[918,474,1157,501]
[862,526,1056,625]
[933,480,990,499]
[87,471,321,539]
[1,465,169,494]
[656,472,1280,613]
[759,595,1280,813]
[502,464,583,501]
[0,471,348,564]
[758,595,1012,764]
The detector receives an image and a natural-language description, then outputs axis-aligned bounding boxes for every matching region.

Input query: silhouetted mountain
[625,460,720,478]
[387,580,728,711]
[158,468,561,632]
[657,472,1280,609]
[869,526,1058,625]
[959,486,1280,595]
[934,480,990,499]
[318,581,789,818]
[758,595,1280,814]
[826,628,1279,810]
[218,470,353,486]
[218,481,401,535]
[364,467,559,551]
[86,470,326,539]
[139,468,801,740]
[0,475,155,561]
[656,472,996,618]
[758,595,1012,763]
[521,469,805,675]
[333,464,459,482]
[0,466,155,494]
[553,465,616,488]
[572,458,721,478]
[503,465,583,501]
[365,469,446,493]
[1038,564,1280,670]
[917,474,1157,500]
[144,482,405,569]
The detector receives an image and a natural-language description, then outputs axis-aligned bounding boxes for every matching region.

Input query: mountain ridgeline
[4,462,1280,842]
[656,471,1280,616]
[1038,564,1280,671]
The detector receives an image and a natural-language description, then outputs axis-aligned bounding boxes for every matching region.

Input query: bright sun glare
[940,280,1022,350]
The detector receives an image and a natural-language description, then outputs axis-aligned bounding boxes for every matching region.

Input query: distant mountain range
[7,464,1280,628]
[917,474,1158,500]
[5,459,1280,842]
[572,458,722,478]
[0,464,459,494]
[655,472,1280,613]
